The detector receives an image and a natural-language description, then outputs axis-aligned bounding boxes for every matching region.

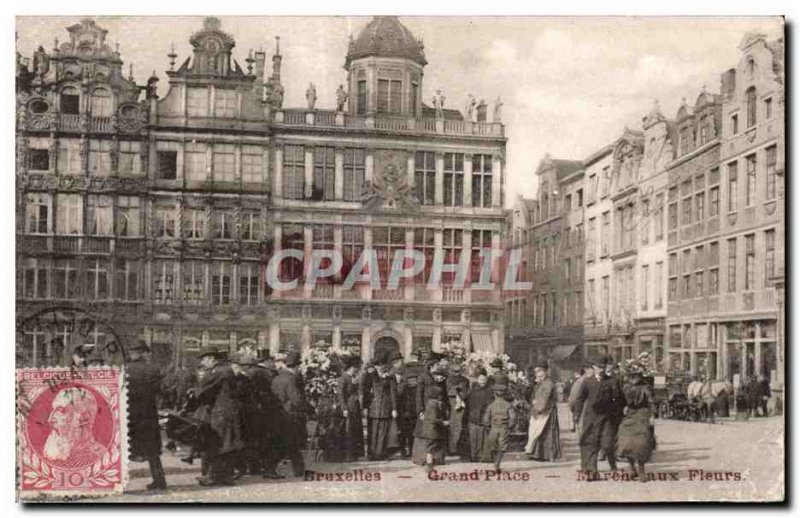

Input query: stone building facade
[16,16,508,367]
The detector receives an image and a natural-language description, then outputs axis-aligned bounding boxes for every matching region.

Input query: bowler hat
[384,350,403,364]
[591,355,610,368]
[199,347,227,359]
[256,349,272,361]
[534,361,549,370]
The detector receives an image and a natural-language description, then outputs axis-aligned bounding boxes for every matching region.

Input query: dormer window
[356,80,367,115]
[60,87,80,114]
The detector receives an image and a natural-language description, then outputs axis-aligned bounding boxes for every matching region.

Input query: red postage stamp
[16,367,128,499]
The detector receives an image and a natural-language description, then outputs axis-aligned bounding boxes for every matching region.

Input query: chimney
[254,48,266,83]
[272,36,282,84]
[721,68,736,100]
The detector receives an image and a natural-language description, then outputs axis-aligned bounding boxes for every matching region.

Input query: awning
[471,332,495,354]
[549,344,578,361]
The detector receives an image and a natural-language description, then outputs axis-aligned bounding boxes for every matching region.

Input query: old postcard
[14,15,784,503]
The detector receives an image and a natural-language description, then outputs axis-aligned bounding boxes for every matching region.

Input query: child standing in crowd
[419,385,449,473]
[483,384,516,474]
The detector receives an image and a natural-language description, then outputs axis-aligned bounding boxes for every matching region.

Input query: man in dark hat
[363,350,398,460]
[248,349,281,478]
[411,360,450,464]
[193,347,245,486]
[266,351,307,477]
[126,341,167,490]
[447,363,469,458]
[230,352,261,478]
[568,362,593,433]
[394,366,417,458]
[465,368,494,462]
[573,355,626,480]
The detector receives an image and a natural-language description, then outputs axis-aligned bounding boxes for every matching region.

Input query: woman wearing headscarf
[616,363,655,482]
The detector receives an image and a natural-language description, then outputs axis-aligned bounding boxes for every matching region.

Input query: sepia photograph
[12,13,785,504]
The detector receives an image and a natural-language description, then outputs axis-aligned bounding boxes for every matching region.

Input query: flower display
[438,340,530,400]
[298,345,360,409]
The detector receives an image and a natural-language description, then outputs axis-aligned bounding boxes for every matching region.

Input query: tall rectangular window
[411,83,418,116]
[414,227,436,283]
[115,259,140,301]
[443,153,464,207]
[373,226,406,283]
[343,148,366,202]
[356,80,367,115]
[414,151,436,205]
[52,259,79,299]
[239,262,260,305]
[695,271,704,298]
[731,114,739,135]
[655,193,664,240]
[153,206,176,238]
[116,196,140,237]
[727,238,737,292]
[57,138,81,175]
[241,146,263,184]
[601,211,610,256]
[157,150,177,180]
[213,210,234,240]
[470,229,492,283]
[282,145,305,200]
[472,154,493,208]
[213,144,236,182]
[766,145,777,200]
[376,79,402,114]
[185,208,206,240]
[87,194,113,236]
[745,234,755,290]
[765,229,775,286]
[745,154,756,207]
[442,228,463,286]
[280,224,304,282]
[56,193,82,235]
[241,210,261,241]
[152,260,175,304]
[312,146,335,201]
[709,267,719,295]
[211,262,232,305]
[214,89,237,118]
[20,258,48,299]
[28,138,50,171]
[85,258,110,300]
[602,275,610,320]
[668,202,678,230]
[682,196,692,225]
[710,186,720,216]
[25,193,51,234]
[765,97,773,120]
[728,162,738,211]
[118,141,141,176]
[641,264,649,310]
[182,260,205,305]
[341,225,364,280]
[187,87,209,117]
[655,261,663,309]
[746,87,757,128]
[695,192,705,221]
[88,140,111,176]
[185,142,208,181]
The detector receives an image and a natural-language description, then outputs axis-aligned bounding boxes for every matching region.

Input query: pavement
[88,404,785,503]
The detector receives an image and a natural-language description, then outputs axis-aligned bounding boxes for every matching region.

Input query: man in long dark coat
[250,349,281,478]
[394,368,417,458]
[363,351,398,460]
[447,363,469,458]
[465,369,493,462]
[332,355,363,462]
[193,347,245,486]
[412,360,449,464]
[266,351,307,477]
[573,356,625,480]
[126,341,167,490]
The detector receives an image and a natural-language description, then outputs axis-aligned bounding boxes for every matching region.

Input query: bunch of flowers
[619,351,658,379]
[298,344,360,407]
[438,341,530,401]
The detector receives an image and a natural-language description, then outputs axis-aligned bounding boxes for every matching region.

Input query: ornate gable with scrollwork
[611,129,644,194]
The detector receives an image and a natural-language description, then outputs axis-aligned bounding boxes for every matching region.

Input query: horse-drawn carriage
[653,374,732,421]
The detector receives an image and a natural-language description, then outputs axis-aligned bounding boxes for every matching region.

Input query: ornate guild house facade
[16,16,508,366]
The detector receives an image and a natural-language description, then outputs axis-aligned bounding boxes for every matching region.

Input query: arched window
[60,86,80,115]
[90,89,112,117]
[746,86,757,128]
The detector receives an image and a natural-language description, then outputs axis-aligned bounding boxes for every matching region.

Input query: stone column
[462,226,472,301]
[303,224,313,297]
[333,222,343,299]
[402,324,413,360]
[405,228,415,301]
[269,321,280,356]
[435,152,444,205]
[407,153,415,189]
[365,151,374,184]
[332,326,342,353]
[334,148,344,200]
[361,325,372,364]
[304,149,314,199]
[273,147,283,198]
[463,153,473,207]
[301,324,312,357]
[433,229,444,302]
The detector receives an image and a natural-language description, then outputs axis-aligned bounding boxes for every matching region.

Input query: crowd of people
[63,342,773,490]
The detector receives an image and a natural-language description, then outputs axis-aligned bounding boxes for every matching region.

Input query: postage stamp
[16,367,128,499]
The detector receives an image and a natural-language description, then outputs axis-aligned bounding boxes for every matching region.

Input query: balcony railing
[59,114,81,131]
[89,116,113,133]
[274,109,504,137]
[442,288,464,303]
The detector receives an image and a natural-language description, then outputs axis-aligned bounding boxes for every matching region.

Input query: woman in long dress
[616,365,655,482]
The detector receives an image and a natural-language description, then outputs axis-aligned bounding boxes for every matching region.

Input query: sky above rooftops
[16,16,783,205]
